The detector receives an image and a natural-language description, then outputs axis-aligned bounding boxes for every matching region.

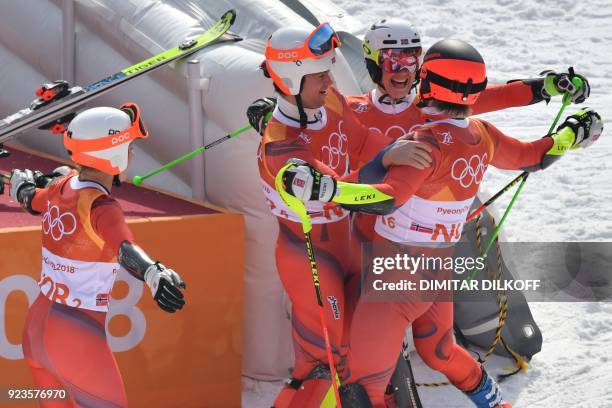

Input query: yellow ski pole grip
[275,163,312,233]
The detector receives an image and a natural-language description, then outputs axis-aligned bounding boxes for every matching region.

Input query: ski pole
[466,172,527,222]
[466,71,583,222]
[132,115,270,186]
[467,78,580,281]
[480,78,580,253]
[275,163,342,408]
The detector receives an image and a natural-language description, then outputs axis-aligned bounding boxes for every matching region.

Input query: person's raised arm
[484,108,603,171]
[472,69,590,115]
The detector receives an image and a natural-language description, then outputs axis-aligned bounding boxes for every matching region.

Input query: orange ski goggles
[64,102,148,174]
[64,102,148,153]
[265,22,341,62]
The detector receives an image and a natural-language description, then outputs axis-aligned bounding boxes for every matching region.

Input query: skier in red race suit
[249,19,591,407]
[256,23,433,406]
[9,103,186,408]
[345,18,590,256]
[279,39,603,407]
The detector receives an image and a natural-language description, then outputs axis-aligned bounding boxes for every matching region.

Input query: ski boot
[464,367,512,408]
[339,382,373,407]
[273,365,336,408]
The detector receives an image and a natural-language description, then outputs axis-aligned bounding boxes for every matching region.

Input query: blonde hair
[427,99,472,118]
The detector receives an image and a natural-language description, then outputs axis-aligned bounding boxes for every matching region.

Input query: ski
[403,349,423,408]
[389,343,424,408]
[0,9,240,144]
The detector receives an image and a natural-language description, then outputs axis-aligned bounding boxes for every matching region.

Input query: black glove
[144,262,186,313]
[33,166,73,188]
[542,68,590,104]
[247,97,277,135]
[282,158,336,202]
[9,169,36,203]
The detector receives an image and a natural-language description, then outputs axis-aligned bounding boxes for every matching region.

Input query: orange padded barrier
[0,214,244,407]
[0,146,244,407]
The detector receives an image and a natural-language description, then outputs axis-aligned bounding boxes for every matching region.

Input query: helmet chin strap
[294,94,308,129]
[376,85,408,105]
[295,77,308,129]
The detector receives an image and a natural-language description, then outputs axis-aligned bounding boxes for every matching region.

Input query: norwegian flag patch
[410,222,433,234]
[96,293,109,306]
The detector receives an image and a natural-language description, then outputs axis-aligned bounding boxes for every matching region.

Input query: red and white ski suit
[260,79,543,387]
[345,117,552,406]
[346,82,543,244]
[257,87,392,380]
[22,173,133,408]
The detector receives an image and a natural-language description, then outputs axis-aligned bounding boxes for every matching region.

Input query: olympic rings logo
[451,153,488,188]
[321,121,348,170]
[384,125,408,140]
[42,205,77,241]
[368,125,409,141]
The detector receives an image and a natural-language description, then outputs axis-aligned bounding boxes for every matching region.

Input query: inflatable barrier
[0,0,542,383]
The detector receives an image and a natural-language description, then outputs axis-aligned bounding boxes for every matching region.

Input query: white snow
[243,0,612,406]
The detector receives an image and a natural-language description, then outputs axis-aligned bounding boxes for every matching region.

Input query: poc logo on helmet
[276,51,299,59]
[109,130,131,145]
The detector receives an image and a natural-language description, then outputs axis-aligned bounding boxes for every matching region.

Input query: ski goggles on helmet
[379,48,422,73]
[265,22,341,62]
[64,102,148,174]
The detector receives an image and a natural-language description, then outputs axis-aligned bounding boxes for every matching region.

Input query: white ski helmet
[64,103,148,175]
[363,19,422,86]
[264,23,341,95]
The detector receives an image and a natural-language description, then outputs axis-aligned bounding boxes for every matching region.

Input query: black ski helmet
[419,39,488,105]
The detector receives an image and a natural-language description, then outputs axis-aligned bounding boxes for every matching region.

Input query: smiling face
[377,47,421,99]
[380,70,416,99]
[299,70,334,108]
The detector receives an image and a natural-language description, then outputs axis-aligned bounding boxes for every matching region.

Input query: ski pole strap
[548,76,581,134]
[275,163,311,233]
[333,180,395,214]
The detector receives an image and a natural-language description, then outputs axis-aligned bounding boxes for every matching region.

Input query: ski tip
[222,9,237,25]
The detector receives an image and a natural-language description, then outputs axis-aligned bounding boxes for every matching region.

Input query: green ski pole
[465,72,586,222]
[467,77,582,281]
[133,114,270,186]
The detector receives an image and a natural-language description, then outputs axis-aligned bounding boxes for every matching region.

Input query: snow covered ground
[244,0,612,406]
